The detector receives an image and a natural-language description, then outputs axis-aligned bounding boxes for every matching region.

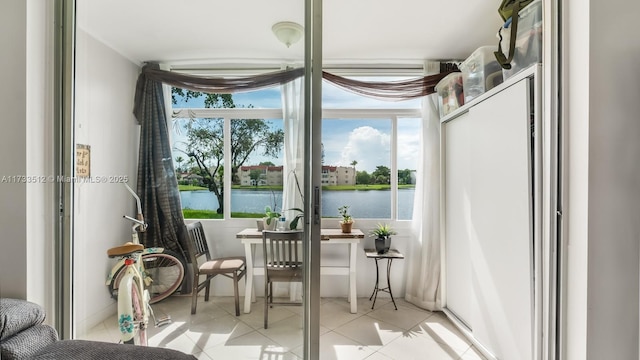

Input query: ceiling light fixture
[272,21,304,48]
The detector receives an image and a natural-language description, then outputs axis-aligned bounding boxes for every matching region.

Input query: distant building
[183,173,204,186]
[239,165,284,186]
[239,164,356,186]
[321,166,356,186]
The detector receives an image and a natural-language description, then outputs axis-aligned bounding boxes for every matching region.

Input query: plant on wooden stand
[369,223,397,254]
[338,205,354,233]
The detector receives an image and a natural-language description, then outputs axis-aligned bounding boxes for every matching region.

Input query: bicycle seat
[107,242,144,258]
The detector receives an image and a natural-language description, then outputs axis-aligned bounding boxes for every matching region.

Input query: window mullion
[223,117,232,220]
[391,116,398,220]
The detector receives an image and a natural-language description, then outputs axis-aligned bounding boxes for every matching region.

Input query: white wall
[565,0,640,358]
[26,0,57,320]
[0,0,56,321]
[73,28,140,335]
[0,0,28,300]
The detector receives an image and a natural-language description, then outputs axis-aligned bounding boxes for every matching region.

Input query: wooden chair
[185,221,246,316]
[262,230,304,329]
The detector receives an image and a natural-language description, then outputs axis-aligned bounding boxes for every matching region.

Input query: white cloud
[338,126,390,172]
[397,131,420,170]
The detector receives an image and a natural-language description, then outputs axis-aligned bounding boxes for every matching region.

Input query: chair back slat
[262,231,303,270]
[186,222,212,263]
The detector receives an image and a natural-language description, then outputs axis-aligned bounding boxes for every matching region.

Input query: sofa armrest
[0,298,46,341]
[1,324,58,360]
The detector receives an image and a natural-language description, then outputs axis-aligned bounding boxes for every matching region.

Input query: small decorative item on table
[369,223,397,254]
[263,206,280,231]
[338,205,354,233]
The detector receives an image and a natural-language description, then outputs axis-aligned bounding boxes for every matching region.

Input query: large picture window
[171,75,421,221]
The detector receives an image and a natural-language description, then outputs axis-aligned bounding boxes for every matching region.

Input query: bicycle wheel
[109,250,186,304]
[123,281,147,346]
[142,250,186,304]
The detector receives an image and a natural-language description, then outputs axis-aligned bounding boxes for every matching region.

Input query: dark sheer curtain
[133,63,189,260]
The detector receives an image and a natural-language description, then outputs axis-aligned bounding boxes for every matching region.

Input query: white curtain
[404,93,442,311]
[281,75,305,223]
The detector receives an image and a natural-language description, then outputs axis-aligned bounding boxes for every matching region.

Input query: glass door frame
[303,0,322,358]
[57,0,326,355]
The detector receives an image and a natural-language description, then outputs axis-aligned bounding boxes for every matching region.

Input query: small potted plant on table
[369,223,397,254]
[338,205,354,233]
[263,206,280,231]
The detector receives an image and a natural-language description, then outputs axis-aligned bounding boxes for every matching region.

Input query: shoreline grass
[180,184,415,192]
[183,209,264,219]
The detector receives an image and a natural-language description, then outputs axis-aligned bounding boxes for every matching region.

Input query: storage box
[435,72,464,117]
[459,46,504,102]
[501,0,542,80]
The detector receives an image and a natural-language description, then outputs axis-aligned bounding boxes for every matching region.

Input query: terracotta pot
[340,221,353,233]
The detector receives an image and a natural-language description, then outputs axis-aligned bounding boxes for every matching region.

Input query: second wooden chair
[262,230,304,328]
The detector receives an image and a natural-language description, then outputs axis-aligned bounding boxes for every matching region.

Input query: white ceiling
[77,0,504,69]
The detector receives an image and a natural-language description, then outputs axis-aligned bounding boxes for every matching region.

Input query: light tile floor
[81,295,487,360]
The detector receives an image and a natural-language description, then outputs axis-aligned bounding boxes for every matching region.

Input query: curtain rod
[169,61,460,76]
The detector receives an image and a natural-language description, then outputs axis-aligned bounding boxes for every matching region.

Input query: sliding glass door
[68,0,322,358]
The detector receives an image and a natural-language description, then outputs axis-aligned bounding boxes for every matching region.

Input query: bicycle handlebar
[123,183,147,233]
[123,215,145,226]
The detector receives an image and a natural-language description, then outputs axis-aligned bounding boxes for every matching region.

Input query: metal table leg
[369,258,397,310]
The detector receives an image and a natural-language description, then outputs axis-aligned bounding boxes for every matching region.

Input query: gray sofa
[1,298,196,360]
[0,298,59,359]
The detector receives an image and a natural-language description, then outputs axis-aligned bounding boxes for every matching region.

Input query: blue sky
[171,80,421,173]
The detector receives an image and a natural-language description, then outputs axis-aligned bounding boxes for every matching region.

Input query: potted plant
[287,207,304,230]
[263,206,280,231]
[369,223,397,254]
[338,205,354,233]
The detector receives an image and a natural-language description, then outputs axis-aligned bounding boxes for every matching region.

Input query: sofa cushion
[1,324,58,360]
[0,298,46,341]
[28,340,198,360]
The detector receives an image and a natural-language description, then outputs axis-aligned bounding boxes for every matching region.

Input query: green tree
[371,165,391,184]
[398,168,413,185]
[249,169,263,186]
[259,161,276,166]
[356,170,371,185]
[350,160,358,184]
[175,156,185,172]
[173,90,284,213]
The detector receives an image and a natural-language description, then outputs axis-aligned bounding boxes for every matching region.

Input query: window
[171,88,284,220]
[397,118,420,220]
[171,75,421,221]
[320,77,420,220]
[229,118,284,218]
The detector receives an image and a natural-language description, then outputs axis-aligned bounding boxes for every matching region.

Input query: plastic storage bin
[501,0,542,80]
[435,72,464,118]
[459,46,504,102]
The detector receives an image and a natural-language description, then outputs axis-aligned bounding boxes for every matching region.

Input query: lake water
[180,188,415,220]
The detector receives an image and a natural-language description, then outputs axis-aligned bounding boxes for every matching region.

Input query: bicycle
[106,184,186,304]
[105,184,178,344]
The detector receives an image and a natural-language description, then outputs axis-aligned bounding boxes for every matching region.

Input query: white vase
[263,217,277,231]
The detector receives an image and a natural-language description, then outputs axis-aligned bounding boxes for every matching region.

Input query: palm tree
[350,160,358,185]
[175,156,185,173]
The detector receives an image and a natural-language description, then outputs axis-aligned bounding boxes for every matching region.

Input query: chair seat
[199,257,245,273]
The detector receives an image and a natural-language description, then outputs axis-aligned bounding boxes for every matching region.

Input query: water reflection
[180,189,415,219]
